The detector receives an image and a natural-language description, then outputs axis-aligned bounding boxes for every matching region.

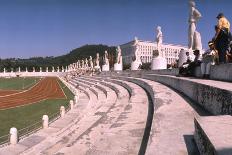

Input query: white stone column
[74,95,79,104]
[60,106,65,118]
[69,100,74,110]
[42,115,49,129]
[10,127,18,145]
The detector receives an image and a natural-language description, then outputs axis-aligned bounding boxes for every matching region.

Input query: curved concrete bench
[13,77,121,155]
[68,80,91,100]
[143,74,232,115]
[99,75,211,154]
[53,76,149,155]
[94,76,134,97]
[74,78,109,98]
[71,79,103,100]
[194,115,232,155]
[79,76,122,98]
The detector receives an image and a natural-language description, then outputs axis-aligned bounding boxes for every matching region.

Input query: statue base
[114,63,122,71]
[151,56,167,70]
[95,66,101,71]
[131,61,142,70]
[102,64,109,71]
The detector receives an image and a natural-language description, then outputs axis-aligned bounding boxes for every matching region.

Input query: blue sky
[0,0,231,58]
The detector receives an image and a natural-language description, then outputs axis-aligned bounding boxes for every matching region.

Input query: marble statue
[102,51,110,71]
[40,67,42,72]
[33,67,35,72]
[62,66,64,72]
[81,60,85,68]
[25,67,28,72]
[85,58,89,68]
[46,67,48,72]
[89,56,94,69]
[18,67,21,72]
[103,51,109,65]
[114,46,123,71]
[156,26,163,56]
[131,37,142,70]
[52,66,55,72]
[78,60,81,68]
[94,53,101,71]
[188,0,202,51]
[3,68,6,73]
[151,26,167,70]
[96,53,100,67]
[115,46,122,64]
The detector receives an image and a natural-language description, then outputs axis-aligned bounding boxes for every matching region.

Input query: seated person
[226,41,232,63]
[179,52,193,76]
[179,50,202,77]
[201,41,218,79]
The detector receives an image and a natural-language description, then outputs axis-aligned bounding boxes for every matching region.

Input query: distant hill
[0,44,116,72]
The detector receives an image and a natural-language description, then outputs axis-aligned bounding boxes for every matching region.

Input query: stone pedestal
[131,61,142,70]
[94,66,101,71]
[10,127,18,145]
[151,56,167,70]
[102,64,109,71]
[60,106,65,118]
[42,115,49,129]
[114,63,122,71]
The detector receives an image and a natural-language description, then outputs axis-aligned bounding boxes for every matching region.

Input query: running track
[0,77,66,109]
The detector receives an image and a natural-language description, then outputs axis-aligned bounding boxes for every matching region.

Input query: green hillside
[0,44,116,72]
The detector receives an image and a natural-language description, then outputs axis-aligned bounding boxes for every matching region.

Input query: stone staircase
[0,70,231,155]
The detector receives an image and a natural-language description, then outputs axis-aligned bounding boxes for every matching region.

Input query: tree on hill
[0,44,116,71]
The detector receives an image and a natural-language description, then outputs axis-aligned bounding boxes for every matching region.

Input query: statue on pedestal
[102,51,110,71]
[3,68,6,73]
[46,67,48,72]
[188,0,202,51]
[95,53,100,67]
[62,66,64,72]
[40,67,42,72]
[131,37,142,70]
[103,51,109,65]
[25,67,28,72]
[94,53,101,71]
[18,67,21,72]
[52,66,55,72]
[114,46,123,71]
[81,60,85,69]
[89,56,94,69]
[85,58,89,69]
[33,67,35,72]
[151,26,167,70]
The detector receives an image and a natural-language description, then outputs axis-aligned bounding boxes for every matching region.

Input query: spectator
[226,41,232,63]
[201,41,218,79]
[213,13,231,63]
[178,50,201,77]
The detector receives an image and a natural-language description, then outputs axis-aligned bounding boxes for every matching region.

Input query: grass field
[0,77,40,90]
[0,79,74,142]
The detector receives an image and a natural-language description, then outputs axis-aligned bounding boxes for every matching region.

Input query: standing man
[213,13,231,63]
